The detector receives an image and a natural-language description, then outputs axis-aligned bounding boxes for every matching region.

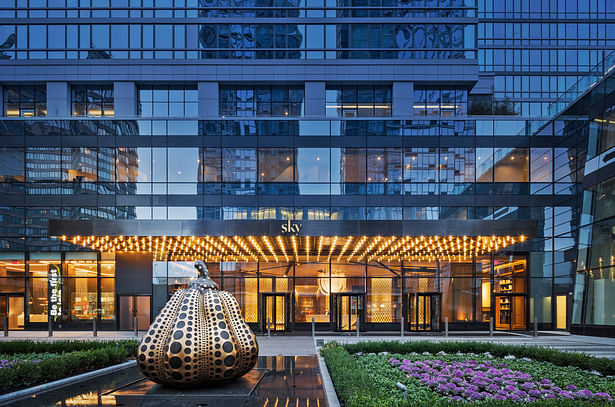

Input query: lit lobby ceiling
[50,219,535,263]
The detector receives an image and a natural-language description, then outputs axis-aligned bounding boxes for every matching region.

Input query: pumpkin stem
[194,260,209,278]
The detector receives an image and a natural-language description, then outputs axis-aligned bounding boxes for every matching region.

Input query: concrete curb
[315,344,341,407]
[0,360,136,405]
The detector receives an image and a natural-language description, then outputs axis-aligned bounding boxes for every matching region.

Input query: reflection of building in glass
[567,70,615,336]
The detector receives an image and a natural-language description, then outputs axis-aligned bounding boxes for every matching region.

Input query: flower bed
[390,357,613,403]
[0,353,58,370]
[321,341,615,407]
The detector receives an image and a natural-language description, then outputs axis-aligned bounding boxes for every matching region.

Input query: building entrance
[261,293,290,333]
[118,295,151,331]
[495,294,526,330]
[408,292,441,331]
[334,293,364,332]
[0,295,23,330]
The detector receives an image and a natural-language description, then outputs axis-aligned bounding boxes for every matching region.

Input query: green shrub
[0,340,138,394]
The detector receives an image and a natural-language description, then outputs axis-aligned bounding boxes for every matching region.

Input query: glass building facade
[0,0,613,334]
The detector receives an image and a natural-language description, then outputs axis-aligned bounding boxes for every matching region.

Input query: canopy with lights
[49,219,536,263]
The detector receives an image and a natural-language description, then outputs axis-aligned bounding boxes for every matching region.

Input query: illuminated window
[3,85,46,117]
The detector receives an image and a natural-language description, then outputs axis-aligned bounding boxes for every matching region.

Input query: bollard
[48,318,53,337]
[267,317,271,337]
[134,316,138,337]
[311,317,315,338]
[356,318,360,338]
[396,382,408,400]
[401,316,404,338]
[445,317,449,338]
[489,317,493,337]
[534,316,538,338]
[93,316,97,337]
[3,317,7,337]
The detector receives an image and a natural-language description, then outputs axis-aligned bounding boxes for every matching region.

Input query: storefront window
[367,262,401,323]
[64,253,97,321]
[0,253,25,293]
[295,262,329,323]
[493,255,527,330]
[101,252,115,320]
[27,252,61,323]
[221,262,258,323]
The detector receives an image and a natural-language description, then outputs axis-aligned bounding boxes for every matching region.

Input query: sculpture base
[109,369,267,407]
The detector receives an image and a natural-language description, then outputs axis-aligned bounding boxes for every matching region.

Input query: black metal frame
[407,292,442,332]
[333,292,365,332]
[260,292,290,333]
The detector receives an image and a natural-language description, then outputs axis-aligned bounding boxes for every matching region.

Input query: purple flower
[577,389,593,399]
[594,392,613,401]
[566,384,578,391]
[450,396,463,402]
[436,384,449,394]
[494,395,507,401]
[560,391,574,400]
[540,378,552,385]
[487,384,499,393]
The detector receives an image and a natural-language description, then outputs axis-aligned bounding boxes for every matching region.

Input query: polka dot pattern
[137,265,259,387]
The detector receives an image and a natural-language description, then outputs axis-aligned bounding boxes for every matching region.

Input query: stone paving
[1,331,614,359]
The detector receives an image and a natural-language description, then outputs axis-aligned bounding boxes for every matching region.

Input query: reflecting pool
[5,355,326,407]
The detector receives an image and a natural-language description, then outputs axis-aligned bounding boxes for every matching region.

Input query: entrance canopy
[49,220,536,263]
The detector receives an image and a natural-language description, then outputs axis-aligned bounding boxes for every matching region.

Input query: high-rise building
[0,0,613,335]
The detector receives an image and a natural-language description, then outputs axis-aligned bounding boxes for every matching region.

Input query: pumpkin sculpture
[137,261,259,387]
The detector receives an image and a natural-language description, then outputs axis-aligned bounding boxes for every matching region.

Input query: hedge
[0,340,138,356]
[0,340,138,394]
[320,341,615,407]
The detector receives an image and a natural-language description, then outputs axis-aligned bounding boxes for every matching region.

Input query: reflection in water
[6,356,326,407]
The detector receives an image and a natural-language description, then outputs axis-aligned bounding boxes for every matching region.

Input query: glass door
[118,295,151,331]
[408,293,441,331]
[0,295,24,330]
[261,293,288,332]
[495,294,526,330]
[334,294,363,332]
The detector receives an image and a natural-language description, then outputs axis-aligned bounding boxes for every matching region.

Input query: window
[413,86,468,117]
[3,85,46,117]
[138,85,197,117]
[72,85,114,116]
[326,85,391,117]
[219,85,304,117]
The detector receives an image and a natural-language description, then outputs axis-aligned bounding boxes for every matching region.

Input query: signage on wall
[281,220,302,235]
[48,264,62,322]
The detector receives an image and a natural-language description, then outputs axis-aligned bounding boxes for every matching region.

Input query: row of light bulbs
[61,234,525,263]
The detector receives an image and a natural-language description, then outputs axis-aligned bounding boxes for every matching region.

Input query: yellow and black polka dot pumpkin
[137,261,259,387]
